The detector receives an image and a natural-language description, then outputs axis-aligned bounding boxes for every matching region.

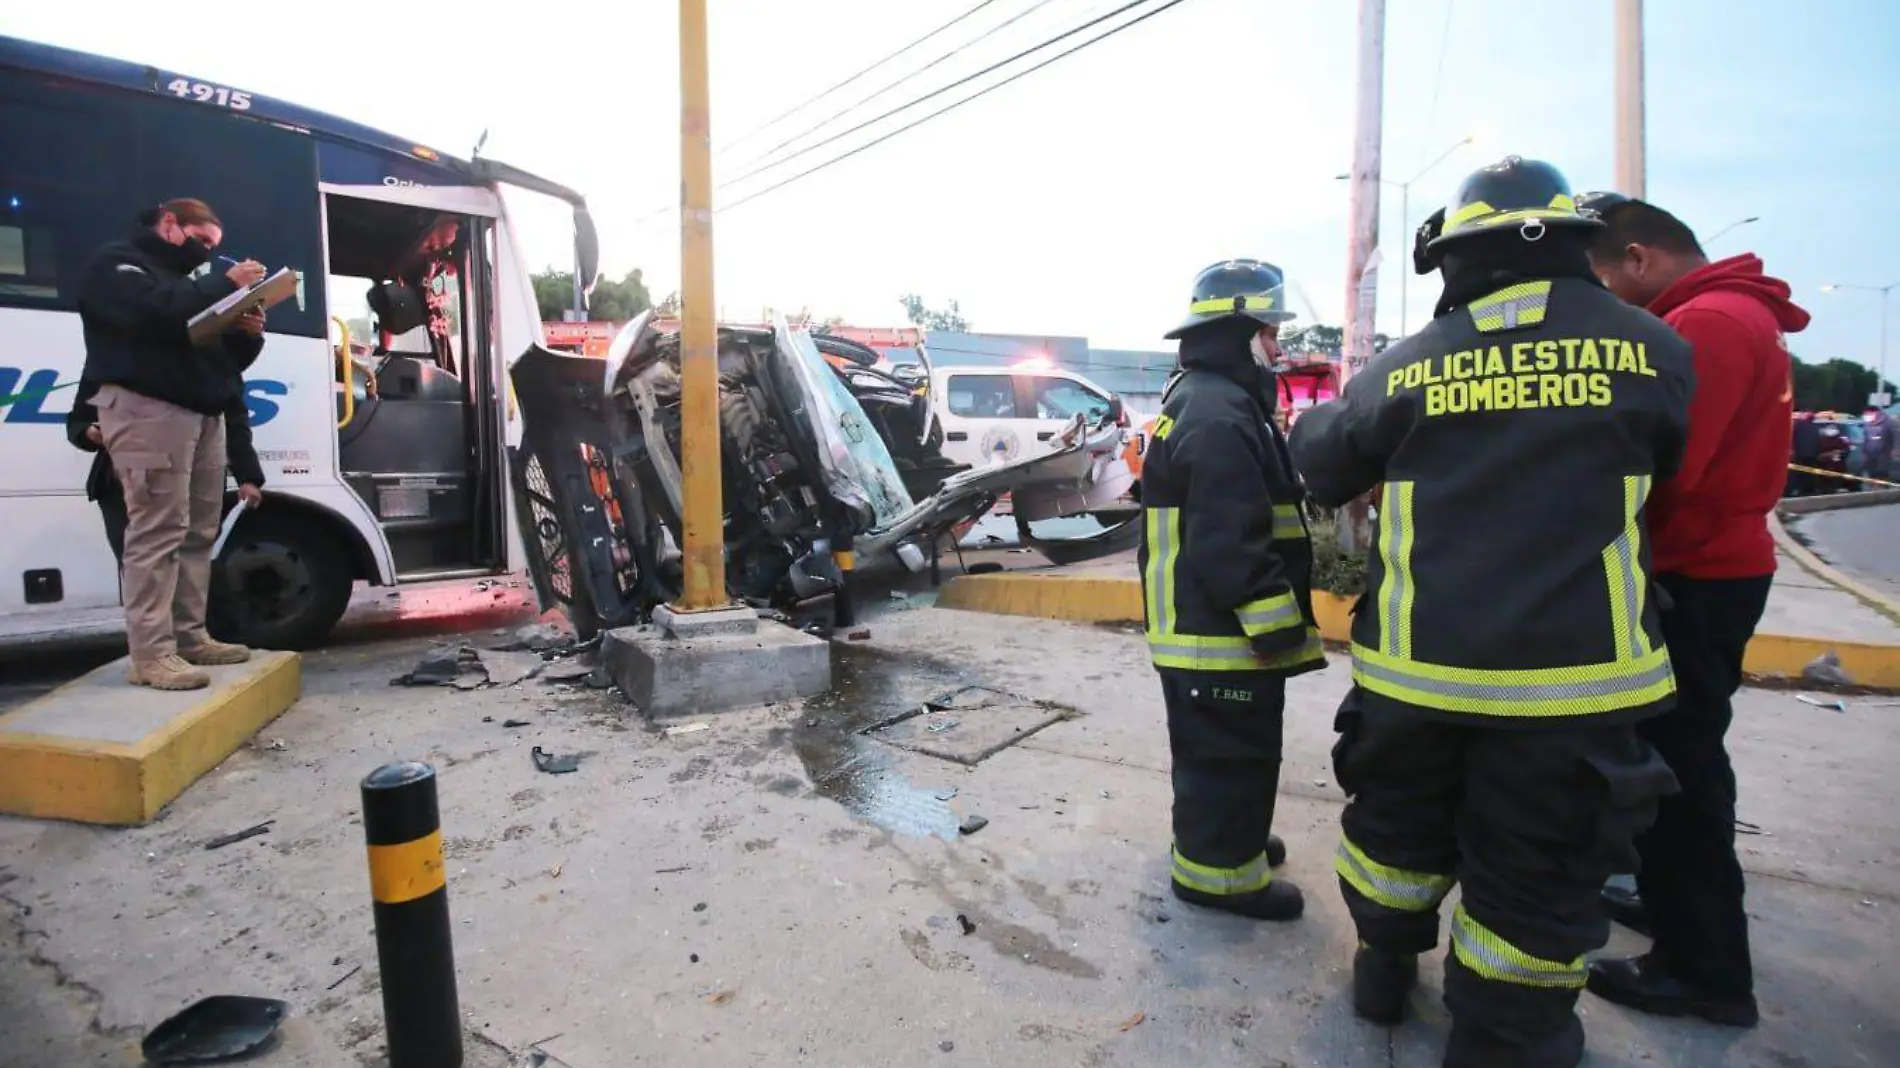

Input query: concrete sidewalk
[2,607,1895,1067]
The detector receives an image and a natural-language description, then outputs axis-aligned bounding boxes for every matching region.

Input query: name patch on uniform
[1386,338,1656,417]
[1211,685,1253,703]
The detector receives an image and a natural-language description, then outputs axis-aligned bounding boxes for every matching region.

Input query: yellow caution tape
[1787,464,1900,490]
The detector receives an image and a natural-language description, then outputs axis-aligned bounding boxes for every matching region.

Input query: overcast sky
[10,0,1897,373]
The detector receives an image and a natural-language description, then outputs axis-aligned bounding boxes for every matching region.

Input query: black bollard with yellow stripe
[362,761,461,1068]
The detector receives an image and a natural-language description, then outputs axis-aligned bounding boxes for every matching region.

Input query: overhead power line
[738,0,1069,169]
[718,0,1007,155]
[725,0,1157,189]
[721,0,1198,214]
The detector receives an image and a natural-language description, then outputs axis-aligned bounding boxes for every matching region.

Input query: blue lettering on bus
[2,367,289,427]
[245,380,289,426]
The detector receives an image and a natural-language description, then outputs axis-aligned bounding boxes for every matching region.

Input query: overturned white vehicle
[509,314,1135,635]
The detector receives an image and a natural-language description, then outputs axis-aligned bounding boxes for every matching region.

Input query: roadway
[1791,503,1900,604]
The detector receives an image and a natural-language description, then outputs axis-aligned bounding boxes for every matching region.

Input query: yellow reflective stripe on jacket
[1236,591,1302,638]
[1172,842,1272,895]
[1144,507,1182,637]
[1351,643,1674,717]
[1145,504,1324,672]
[1272,503,1307,541]
[1375,481,1416,659]
[1603,474,1652,661]
[1451,904,1586,989]
[1335,835,1455,913]
[1469,280,1552,333]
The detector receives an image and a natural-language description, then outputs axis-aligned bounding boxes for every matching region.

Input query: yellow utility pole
[676,0,727,611]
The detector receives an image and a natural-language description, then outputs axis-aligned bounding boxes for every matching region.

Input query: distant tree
[532,267,653,323]
[900,293,971,332]
[1282,324,1388,358]
[1792,356,1891,412]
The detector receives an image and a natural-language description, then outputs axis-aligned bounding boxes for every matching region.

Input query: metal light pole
[1614,0,1646,197]
[1705,215,1760,247]
[1822,281,1900,403]
[677,0,727,611]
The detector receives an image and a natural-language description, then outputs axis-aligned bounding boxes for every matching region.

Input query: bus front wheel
[209,512,355,650]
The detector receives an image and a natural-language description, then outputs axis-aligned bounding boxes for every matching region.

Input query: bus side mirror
[1103,395,1126,427]
[573,205,602,298]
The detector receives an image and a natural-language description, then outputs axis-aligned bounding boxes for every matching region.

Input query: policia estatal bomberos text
[1289,157,1693,1068]
[1138,258,1326,923]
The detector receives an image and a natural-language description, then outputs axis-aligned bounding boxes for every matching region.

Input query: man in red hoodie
[1577,195,1809,1027]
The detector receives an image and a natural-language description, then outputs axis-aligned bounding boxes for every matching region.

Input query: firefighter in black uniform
[1140,259,1328,923]
[1289,158,1693,1068]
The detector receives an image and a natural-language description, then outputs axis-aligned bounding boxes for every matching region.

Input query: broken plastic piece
[956,914,976,936]
[1796,694,1848,713]
[502,719,532,729]
[959,814,989,836]
[203,821,274,851]
[141,995,288,1064]
[532,746,585,774]
[665,723,712,736]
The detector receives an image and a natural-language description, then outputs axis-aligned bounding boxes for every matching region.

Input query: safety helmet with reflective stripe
[1165,258,1297,340]
[1426,156,1603,252]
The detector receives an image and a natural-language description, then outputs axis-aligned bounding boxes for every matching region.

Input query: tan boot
[129,654,211,691]
[178,637,252,666]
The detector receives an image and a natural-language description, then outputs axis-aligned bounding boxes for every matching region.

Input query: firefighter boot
[1172,878,1305,921]
[1352,943,1418,1024]
[1587,954,1759,1028]
[1267,834,1287,867]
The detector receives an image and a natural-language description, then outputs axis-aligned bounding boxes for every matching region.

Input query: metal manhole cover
[863,685,1075,766]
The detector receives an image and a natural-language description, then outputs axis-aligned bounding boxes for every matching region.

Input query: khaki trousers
[93,384,225,664]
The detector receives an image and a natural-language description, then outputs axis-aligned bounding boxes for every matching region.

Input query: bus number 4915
[166,78,252,111]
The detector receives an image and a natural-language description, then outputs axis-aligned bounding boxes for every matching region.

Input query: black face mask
[175,235,213,270]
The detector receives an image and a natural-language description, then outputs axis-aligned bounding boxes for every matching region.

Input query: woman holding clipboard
[73,198,275,690]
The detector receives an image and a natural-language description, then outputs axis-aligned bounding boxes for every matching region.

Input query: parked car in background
[932,361,1131,469]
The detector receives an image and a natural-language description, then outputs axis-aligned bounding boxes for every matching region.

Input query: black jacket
[75,230,264,416]
[1289,274,1694,727]
[1137,321,1326,678]
[65,379,267,499]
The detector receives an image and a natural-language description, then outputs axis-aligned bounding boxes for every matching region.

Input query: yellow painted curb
[940,572,1900,689]
[0,651,301,826]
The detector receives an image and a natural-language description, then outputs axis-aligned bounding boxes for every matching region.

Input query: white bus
[0,35,599,648]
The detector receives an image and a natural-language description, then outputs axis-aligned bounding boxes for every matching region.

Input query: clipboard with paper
[187,267,298,346]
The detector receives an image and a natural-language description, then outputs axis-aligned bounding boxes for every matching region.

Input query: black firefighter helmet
[1165,258,1297,340]
[1411,156,1602,275]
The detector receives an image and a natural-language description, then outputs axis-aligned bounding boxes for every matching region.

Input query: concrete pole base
[602,607,831,719]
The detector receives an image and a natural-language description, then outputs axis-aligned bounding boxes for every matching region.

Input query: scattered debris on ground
[1797,694,1849,712]
[392,644,548,689]
[1117,1011,1146,1032]
[1803,651,1856,687]
[140,996,288,1065]
[501,718,533,729]
[664,723,711,737]
[324,965,362,992]
[491,621,574,653]
[958,814,989,836]
[531,747,586,775]
[956,914,976,936]
[203,821,274,851]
